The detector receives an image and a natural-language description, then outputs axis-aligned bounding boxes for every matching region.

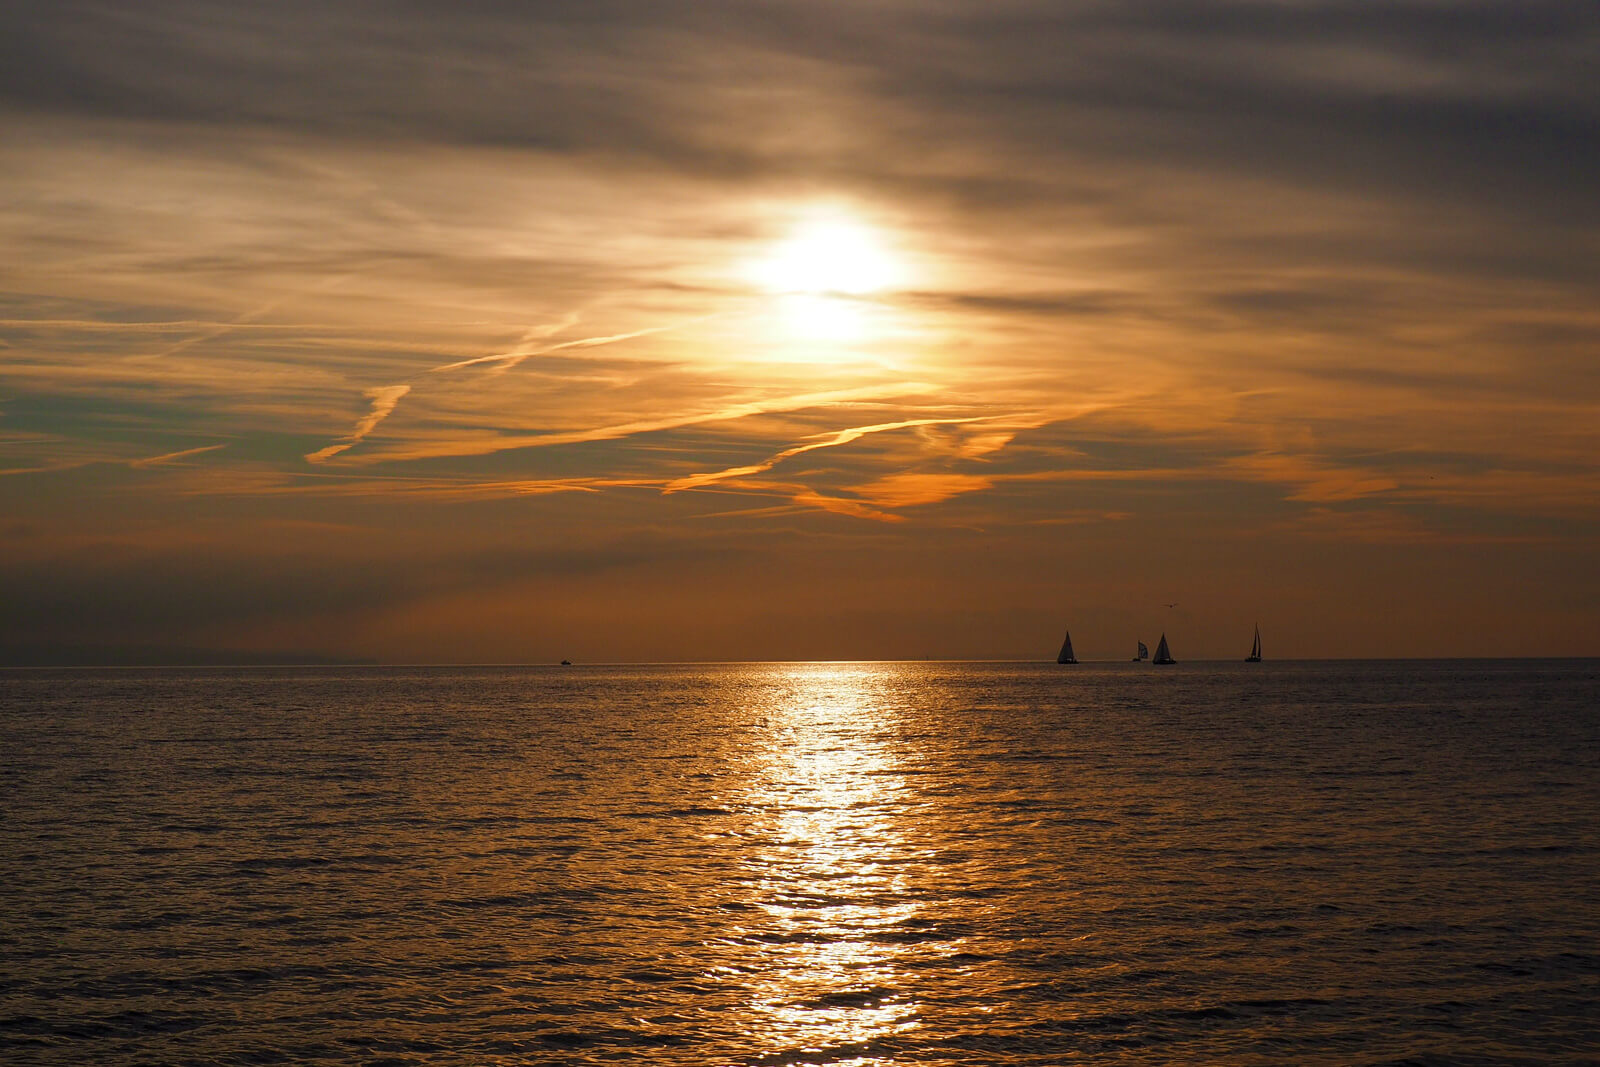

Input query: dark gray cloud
[4,1,1595,226]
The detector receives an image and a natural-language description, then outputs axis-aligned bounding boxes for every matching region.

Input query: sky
[2,0,1597,663]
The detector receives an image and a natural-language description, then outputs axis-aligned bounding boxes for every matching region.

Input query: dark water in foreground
[2,660,1598,1065]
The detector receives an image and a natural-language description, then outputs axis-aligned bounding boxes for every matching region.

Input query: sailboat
[1056,629,1078,664]
[1245,624,1262,662]
[1152,633,1175,665]
[1132,640,1148,662]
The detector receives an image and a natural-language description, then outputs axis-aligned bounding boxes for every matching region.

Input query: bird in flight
[1164,602,1179,608]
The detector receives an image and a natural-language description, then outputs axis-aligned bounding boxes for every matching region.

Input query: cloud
[1277,507,1555,547]
[789,489,902,524]
[304,385,411,463]
[302,312,711,465]
[127,291,301,362]
[165,471,641,500]
[333,382,941,465]
[427,314,580,373]
[5,1,1594,232]
[663,416,991,493]
[1224,452,1399,503]
[129,442,228,468]
[849,471,994,509]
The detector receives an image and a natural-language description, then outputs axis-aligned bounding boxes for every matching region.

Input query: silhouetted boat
[560,659,572,666]
[1152,633,1175,665]
[1132,640,1149,662]
[1245,624,1262,663]
[1056,630,1078,664]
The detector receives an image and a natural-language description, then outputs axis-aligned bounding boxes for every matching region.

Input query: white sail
[1153,632,1174,664]
[1057,630,1077,664]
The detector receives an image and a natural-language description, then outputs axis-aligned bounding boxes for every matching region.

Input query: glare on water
[739,666,923,1053]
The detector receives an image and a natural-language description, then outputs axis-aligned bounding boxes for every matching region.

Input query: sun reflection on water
[734,665,925,1061]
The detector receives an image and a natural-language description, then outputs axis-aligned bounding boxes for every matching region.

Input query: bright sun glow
[748,215,902,295]
[741,211,907,352]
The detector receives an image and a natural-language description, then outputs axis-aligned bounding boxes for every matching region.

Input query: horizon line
[4,655,1595,670]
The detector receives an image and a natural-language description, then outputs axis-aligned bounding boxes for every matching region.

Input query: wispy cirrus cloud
[1222,452,1400,503]
[850,471,995,509]
[305,385,411,464]
[664,416,993,493]
[302,312,716,464]
[430,317,699,375]
[130,443,229,468]
[327,382,942,465]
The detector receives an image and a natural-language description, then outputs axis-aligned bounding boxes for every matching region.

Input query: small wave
[233,855,333,871]
[796,985,897,1010]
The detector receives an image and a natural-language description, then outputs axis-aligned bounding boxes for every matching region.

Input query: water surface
[3,660,1597,1064]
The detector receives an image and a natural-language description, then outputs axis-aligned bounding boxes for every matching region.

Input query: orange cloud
[664,416,994,493]
[1224,453,1398,503]
[305,385,412,463]
[789,489,903,523]
[129,443,229,468]
[850,472,994,509]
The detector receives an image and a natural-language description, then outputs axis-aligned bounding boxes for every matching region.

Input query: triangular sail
[1153,632,1174,664]
[1057,629,1077,664]
[1135,640,1149,661]
[1247,624,1262,661]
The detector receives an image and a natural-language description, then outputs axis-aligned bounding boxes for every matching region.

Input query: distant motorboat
[560,659,572,666]
[1056,629,1078,664]
[1245,624,1262,663]
[1132,640,1149,662]
[1152,633,1175,665]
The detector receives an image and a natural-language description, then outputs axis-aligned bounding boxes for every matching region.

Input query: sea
[2,660,1597,1066]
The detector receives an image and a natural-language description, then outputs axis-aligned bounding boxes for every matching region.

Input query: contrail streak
[430,316,706,374]
[428,315,579,374]
[130,443,229,468]
[355,383,941,463]
[124,274,355,363]
[306,312,707,463]
[663,416,993,493]
[305,385,412,463]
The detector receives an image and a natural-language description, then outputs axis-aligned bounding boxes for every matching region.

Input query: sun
[747,213,902,296]
[738,210,908,352]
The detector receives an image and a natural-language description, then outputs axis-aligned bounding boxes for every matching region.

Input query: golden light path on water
[736,665,928,1060]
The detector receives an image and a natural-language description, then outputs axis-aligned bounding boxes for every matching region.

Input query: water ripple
[2,660,1597,1064]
